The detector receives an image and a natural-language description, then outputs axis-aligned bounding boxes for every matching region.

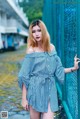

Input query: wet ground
[0,45,67,119]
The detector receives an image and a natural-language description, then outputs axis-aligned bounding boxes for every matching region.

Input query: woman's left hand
[74,54,80,70]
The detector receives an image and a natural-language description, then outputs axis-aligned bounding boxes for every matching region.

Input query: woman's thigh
[29,105,41,119]
[42,102,54,119]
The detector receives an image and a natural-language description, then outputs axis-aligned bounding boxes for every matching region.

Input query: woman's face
[32,25,42,42]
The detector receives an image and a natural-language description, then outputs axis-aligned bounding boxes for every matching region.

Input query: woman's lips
[36,37,40,39]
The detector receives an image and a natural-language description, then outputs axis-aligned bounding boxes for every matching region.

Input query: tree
[19,0,44,23]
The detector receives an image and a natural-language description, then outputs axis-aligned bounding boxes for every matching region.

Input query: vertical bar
[48,0,53,43]
[59,0,66,101]
[42,0,46,23]
[76,1,80,119]
[43,0,52,41]
[60,0,64,63]
[52,0,57,46]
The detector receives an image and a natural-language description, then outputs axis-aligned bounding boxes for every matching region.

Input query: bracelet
[71,68,74,72]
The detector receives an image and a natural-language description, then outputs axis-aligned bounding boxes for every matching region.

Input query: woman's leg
[29,105,41,119]
[42,102,54,119]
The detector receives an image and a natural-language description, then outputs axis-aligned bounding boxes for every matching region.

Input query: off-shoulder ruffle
[25,50,57,58]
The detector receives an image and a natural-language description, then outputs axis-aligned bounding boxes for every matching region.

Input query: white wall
[0,11,7,27]
[0,33,3,49]
[7,18,17,27]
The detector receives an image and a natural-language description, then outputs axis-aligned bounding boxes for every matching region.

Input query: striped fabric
[18,50,65,112]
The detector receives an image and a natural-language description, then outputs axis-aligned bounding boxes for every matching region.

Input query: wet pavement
[0,45,67,119]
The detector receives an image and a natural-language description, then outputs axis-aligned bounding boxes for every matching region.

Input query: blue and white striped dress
[18,50,65,112]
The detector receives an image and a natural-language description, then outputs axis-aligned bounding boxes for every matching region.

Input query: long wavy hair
[27,19,51,52]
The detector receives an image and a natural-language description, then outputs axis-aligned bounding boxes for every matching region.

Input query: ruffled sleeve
[18,55,32,90]
[54,54,65,84]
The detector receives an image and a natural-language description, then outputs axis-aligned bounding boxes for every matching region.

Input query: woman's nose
[35,31,39,35]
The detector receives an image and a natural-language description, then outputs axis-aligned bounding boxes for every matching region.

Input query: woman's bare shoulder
[26,47,34,54]
[50,43,56,51]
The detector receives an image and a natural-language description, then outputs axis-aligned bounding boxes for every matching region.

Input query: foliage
[19,0,44,23]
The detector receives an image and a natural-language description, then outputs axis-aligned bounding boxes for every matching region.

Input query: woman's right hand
[21,99,30,111]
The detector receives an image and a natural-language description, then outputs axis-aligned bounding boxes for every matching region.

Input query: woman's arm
[64,67,77,73]
[20,48,34,111]
[21,84,29,111]
[22,84,27,100]
[64,54,80,73]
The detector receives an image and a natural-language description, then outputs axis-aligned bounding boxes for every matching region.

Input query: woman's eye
[37,29,41,32]
[32,30,36,33]
[32,29,41,33]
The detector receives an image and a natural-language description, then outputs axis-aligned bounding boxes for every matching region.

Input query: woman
[18,20,80,119]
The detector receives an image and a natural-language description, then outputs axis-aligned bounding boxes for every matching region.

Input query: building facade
[0,0,29,51]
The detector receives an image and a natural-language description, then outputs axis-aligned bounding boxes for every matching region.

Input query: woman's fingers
[21,99,29,111]
[78,61,80,63]
[74,58,80,62]
[74,54,77,58]
[26,104,30,111]
[73,54,80,69]
[74,55,80,61]
[23,105,29,111]
[23,106,27,110]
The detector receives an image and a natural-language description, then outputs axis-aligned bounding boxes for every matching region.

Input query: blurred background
[0,0,43,52]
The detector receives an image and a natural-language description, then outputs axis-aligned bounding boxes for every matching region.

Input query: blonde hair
[27,20,51,52]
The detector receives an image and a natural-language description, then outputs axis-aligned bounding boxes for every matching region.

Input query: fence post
[59,0,66,101]
[76,1,80,119]
[52,0,57,46]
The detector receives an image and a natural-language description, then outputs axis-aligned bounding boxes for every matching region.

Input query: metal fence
[42,0,80,119]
